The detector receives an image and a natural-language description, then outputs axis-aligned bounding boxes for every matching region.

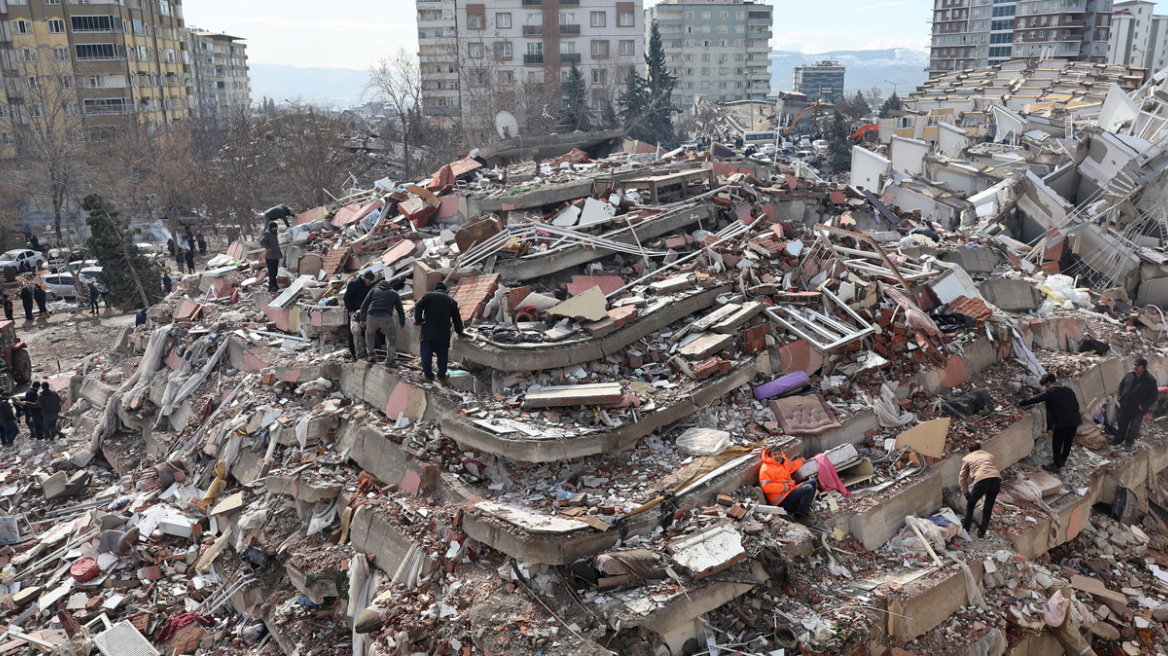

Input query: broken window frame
[767,286,875,352]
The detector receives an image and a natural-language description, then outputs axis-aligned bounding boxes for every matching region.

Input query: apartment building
[792,60,844,101]
[417,0,645,133]
[1107,1,1168,70]
[0,0,192,146]
[928,0,1114,77]
[186,28,250,118]
[645,0,772,110]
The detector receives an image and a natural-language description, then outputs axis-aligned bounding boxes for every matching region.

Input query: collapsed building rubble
[11,75,1168,656]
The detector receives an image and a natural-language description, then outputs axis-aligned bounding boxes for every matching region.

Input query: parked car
[42,273,78,299]
[798,137,812,149]
[0,249,44,273]
[813,139,829,153]
[67,260,99,276]
[77,266,102,286]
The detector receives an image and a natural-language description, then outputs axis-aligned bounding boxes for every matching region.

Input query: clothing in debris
[938,388,992,417]
[813,453,850,497]
[414,287,465,381]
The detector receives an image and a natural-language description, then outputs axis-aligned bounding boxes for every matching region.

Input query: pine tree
[600,98,619,129]
[826,111,852,173]
[559,63,592,132]
[83,194,162,311]
[852,91,870,118]
[879,92,901,119]
[619,66,650,142]
[644,21,678,147]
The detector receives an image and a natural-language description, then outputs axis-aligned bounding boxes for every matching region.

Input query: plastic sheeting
[875,382,916,427]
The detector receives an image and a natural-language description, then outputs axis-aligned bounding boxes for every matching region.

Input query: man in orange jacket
[759,447,818,519]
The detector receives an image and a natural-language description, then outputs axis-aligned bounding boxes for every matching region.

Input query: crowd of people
[0,381,63,448]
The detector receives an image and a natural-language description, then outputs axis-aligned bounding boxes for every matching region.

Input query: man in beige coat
[960,442,1001,539]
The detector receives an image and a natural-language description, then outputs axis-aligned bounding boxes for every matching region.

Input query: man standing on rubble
[0,394,18,447]
[358,278,406,366]
[960,442,1001,539]
[38,382,62,440]
[414,281,465,383]
[1020,373,1081,472]
[759,446,818,520]
[1111,357,1159,452]
[32,282,47,319]
[260,221,282,294]
[18,283,32,322]
[344,271,374,360]
[184,247,195,274]
[19,383,43,441]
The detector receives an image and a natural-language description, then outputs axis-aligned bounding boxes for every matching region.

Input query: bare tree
[368,49,427,179]
[198,106,282,239]
[269,107,368,209]
[9,49,89,249]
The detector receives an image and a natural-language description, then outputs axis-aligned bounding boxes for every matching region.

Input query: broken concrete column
[977,277,1043,312]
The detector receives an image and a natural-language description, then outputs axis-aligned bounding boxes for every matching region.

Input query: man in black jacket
[344,272,374,360]
[259,222,282,293]
[19,383,43,441]
[1020,373,1081,472]
[358,279,406,366]
[38,382,62,440]
[18,284,32,322]
[1111,357,1159,451]
[414,281,465,383]
[32,283,47,318]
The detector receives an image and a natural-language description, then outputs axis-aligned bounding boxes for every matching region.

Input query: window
[48,19,65,34]
[12,21,31,35]
[591,40,608,56]
[591,11,605,27]
[26,77,39,90]
[720,11,728,19]
[16,48,36,63]
[71,16,119,32]
[132,19,145,35]
[497,12,511,28]
[499,70,514,84]
[685,11,694,19]
[8,0,26,4]
[83,98,130,115]
[470,71,486,87]
[88,75,104,88]
[527,13,542,25]
[736,11,745,19]
[592,69,606,85]
[701,67,709,75]
[75,44,126,60]
[620,40,635,56]
[561,41,575,54]
[619,11,634,26]
[560,11,575,24]
[718,25,728,34]
[701,11,710,19]
[57,75,72,88]
[527,42,542,54]
[468,13,484,29]
[495,42,512,58]
[469,42,483,58]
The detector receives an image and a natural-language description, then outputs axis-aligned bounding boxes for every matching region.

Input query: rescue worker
[413,281,465,383]
[960,442,1001,539]
[344,272,374,360]
[1019,372,1081,472]
[358,278,406,366]
[1110,357,1159,452]
[18,283,32,321]
[38,382,62,440]
[260,222,282,293]
[758,446,818,520]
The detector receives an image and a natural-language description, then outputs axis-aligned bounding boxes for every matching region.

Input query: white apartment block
[416,0,645,132]
[1108,1,1168,72]
[929,0,1114,77]
[645,0,772,109]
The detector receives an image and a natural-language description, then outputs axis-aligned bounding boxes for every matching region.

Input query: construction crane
[780,101,821,136]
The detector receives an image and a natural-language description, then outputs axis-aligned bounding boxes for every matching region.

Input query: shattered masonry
[10,61,1168,656]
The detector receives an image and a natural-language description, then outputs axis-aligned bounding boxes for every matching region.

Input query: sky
[183,0,935,71]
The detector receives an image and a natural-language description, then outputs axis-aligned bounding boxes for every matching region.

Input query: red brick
[565,275,625,297]
[322,246,353,276]
[727,504,747,520]
[449,273,501,323]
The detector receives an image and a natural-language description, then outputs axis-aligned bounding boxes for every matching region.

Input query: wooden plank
[522,383,624,409]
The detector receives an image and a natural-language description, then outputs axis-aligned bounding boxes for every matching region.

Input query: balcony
[523,25,543,36]
[560,52,581,64]
[559,24,580,35]
[522,0,541,5]
[524,53,544,65]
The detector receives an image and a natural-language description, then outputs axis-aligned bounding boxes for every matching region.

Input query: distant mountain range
[246,48,931,110]
[769,48,930,97]
[249,63,371,109]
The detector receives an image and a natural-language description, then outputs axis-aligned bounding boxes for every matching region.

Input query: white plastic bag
[675,427,731,456]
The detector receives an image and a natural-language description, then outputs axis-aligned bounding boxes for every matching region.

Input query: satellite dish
[495,111,520,140]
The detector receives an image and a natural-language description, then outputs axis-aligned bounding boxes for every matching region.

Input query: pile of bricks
[449,273,501,323]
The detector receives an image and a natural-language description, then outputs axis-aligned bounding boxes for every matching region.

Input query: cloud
[853,2,909,12]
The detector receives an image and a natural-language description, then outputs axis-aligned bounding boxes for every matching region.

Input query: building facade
[1107,1,1168,71]
[791,60,844,101]
[928,0,1114,77]
[644,0,771,110]
[417,0,645,135]
[0,0,193,146]
[186,28,250,118]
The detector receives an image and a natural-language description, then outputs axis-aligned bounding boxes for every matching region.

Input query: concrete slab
[977,278,1041,312]
[888,560,984,641]
[849,472,943,551]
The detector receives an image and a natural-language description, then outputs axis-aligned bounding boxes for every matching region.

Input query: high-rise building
[0,0,193,145]
[416,0,645,135]
[645,0,772,110]
[928,0,1114,77]
[1107,1,1168,71]
[186,28,251,118]
[791,60,844,101]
